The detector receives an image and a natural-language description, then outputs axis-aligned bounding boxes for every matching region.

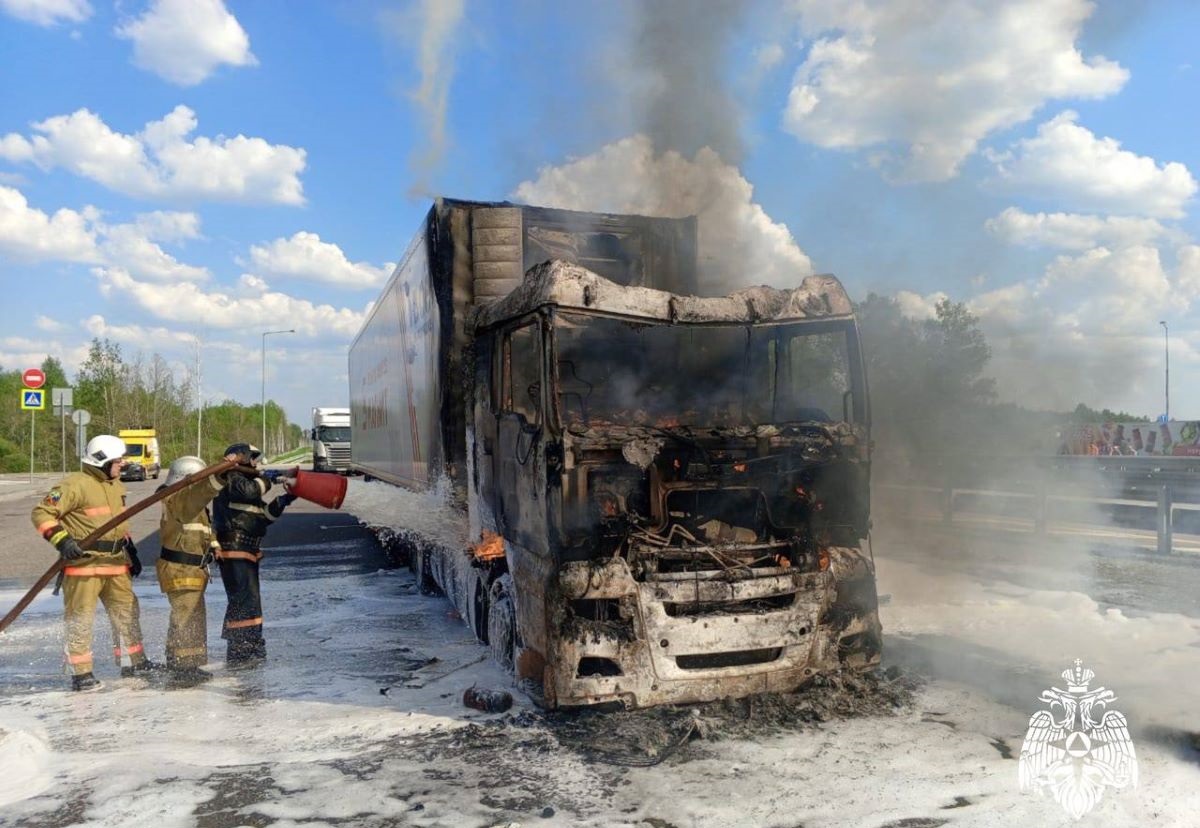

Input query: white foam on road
[1,535,1198,825]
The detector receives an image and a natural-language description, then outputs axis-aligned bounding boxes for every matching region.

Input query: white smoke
[513,134,813,295]
[383,0,466,195]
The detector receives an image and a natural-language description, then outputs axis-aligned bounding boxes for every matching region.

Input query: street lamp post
[1160,321,1170,421]
[261,329,295,458]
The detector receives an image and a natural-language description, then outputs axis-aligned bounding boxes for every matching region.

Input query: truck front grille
[326,446,351,464]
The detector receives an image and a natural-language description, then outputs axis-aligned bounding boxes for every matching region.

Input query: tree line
[854,295,1146,461]
[0,339,304,474]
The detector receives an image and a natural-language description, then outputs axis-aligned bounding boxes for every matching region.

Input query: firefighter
[30,434,159,691]
[211,443,295,664]
[155,453,239,686]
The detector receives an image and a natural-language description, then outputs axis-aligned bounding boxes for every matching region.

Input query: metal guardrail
[875,455,1200,555]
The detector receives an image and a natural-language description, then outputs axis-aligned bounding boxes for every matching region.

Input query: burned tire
[487,574,517,674]
[471,571,491,644]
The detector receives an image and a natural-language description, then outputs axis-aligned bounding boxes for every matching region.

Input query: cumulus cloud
[35,315,66,332]
[985,207,1174,251]
[249,232,391,289]
[0,185,100,263]
[115,0,256,86]
[513,134,812,294]
[134,210,202,242]
[0,106,306,205]
[966,243,1200,412]
[0,0,90,26]
[988,112,1197,218]
[98,222,208,282]
[783,0,1128,181]
[0,185,207,281]
[894,289,948,320]
[0,335,89,374]
[82,314,201,350]
[95,267,368,339]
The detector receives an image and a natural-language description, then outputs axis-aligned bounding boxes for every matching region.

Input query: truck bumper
[546,555,879,709]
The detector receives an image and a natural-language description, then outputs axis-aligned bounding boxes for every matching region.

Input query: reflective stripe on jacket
[212,472,285,544]
[157,474,224,594]
[31,467,129,570]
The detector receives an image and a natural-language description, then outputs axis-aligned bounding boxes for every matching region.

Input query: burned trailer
[349,199,880,709]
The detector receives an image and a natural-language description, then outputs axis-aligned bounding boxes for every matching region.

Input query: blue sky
[1,0,1198,428]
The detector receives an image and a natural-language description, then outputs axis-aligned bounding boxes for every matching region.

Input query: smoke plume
[386,0,466,196]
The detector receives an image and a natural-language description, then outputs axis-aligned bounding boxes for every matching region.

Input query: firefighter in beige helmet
[30,434,160,691]
[154,452,240,686]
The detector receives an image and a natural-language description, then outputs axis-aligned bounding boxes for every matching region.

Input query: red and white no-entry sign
[22,368,45,389]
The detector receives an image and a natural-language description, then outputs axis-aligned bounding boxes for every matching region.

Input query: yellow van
[117,428,161,481]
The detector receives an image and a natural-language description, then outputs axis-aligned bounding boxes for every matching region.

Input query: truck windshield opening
[317,426,351,442]
[554,312,854,428]
[123,444,145,457]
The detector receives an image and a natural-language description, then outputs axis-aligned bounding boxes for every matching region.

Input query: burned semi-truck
[349,198,881,709]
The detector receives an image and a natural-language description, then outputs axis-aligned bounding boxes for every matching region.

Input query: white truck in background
[311,407,352,472]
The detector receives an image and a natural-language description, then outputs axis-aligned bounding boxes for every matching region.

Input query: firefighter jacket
[157,474,224,593]
[31,466,129,570]
[212,472,286,551]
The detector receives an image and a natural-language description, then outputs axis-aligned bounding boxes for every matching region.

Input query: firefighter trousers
[217,552,265,661]
[157,557,210,669]
[165,588,208,669]
[62,570,147,676]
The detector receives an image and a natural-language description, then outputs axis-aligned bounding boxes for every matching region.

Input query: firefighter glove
[56,536,85,560]
[125,538,143,578]
[275,492,297,509]
[262,469,285,483]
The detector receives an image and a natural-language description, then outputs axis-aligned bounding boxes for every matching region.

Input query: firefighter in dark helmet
[211,443,295,664]
[155,452,240,685]
[30,434,160,691]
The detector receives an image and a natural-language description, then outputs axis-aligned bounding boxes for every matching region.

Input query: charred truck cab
[349,199,880,709]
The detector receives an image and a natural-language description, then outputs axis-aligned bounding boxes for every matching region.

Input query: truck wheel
[488,574,517,673]
[470,571,491,644]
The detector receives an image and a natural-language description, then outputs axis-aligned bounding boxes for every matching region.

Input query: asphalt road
[0,467,320,584]
[873,518,1200,619]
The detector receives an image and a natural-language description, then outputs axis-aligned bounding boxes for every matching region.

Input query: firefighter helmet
[223,443,263,464]
[165,455,206,487]
[82,435,126,469]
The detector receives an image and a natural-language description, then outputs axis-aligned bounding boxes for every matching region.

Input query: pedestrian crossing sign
[21,389,45,410]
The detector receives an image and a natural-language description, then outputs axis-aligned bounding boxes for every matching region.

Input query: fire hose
[0,459,252,634]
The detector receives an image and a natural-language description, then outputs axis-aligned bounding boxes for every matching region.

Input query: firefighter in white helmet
[30,434,160,691]
[154,451,240,686]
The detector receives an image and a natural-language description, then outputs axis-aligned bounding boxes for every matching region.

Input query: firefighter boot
[120,658,165,678]
[168,666,213,687]
[71,672,103,692]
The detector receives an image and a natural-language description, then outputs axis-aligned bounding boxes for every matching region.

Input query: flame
[598,494,619,517]
[818,548,830,571]
[471,531,506,561]
[733,462,747,473]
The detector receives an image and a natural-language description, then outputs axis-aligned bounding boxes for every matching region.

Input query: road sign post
[72,409,91,469]
[52,388,73,474]
[20,377,46,482]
